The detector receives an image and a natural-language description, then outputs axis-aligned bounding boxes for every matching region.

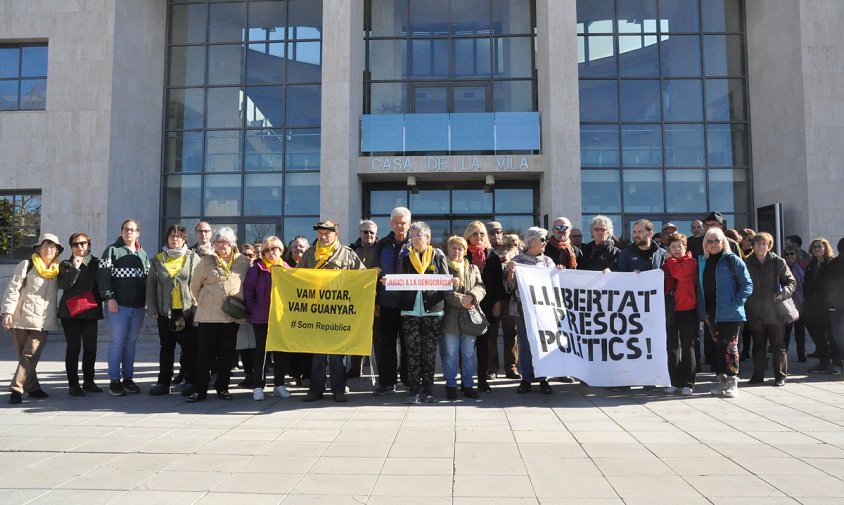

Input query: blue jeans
[516,315,545,383]
[440,332,477,387]
[106,305,145,380]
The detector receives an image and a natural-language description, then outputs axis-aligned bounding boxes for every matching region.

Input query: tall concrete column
[319,1,364,244]
[535,0,582,225]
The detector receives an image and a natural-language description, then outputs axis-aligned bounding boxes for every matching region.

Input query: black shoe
[505,370,522,380]
[185,392,206,403]
[172,373,185,385]
[149,384,170,396]
[516,380,531,393]
[29,389,49,398]
[478,379,491,393]
[333,392,348,403]
[747,376,764,384]
[181,384,195,397]
[109,380,125,396]
[10,391,22,404]
[462,387,479,399]
[302,392,324,402]
[68,384,85,397]
[217,390,233,400]
[798,354,807,363]
[345,370,361,379]
[82,382,102,393]
[446,386,458,400]
[807,352,818,358]
[539,379,552,394]
[122,379,141,394]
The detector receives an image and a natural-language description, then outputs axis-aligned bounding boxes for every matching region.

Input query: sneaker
[253,388,264,401]
[723,376,739,398]
[710,374,726,396]
[82,382,103,393]
[663,386,679,394]
[405,393,423,404]
[558,376,576,384]
[122,379,141,394]
[827,366,842,376]
[109,380,125,396]
[148,384,170,396]
[273,385,291,398]
[808,364,830,374]
[505,370,522,380]
[539,379,552,394]
[373,384,395,395]
[774,379,786,387]
[9,391,22,404]
[680,387,693,396]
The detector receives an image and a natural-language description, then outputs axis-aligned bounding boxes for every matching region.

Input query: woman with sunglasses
[782,246,807,362]
[804,237,840,375]
[57,233,104,396]
[506,227,558,394]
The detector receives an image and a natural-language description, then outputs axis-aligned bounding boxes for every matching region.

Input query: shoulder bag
[459,305,489,336]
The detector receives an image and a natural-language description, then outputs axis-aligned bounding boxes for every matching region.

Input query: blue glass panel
[19,79,46,110]
[579,80,618,122]
[707,123,748,167]
[495,188,534,213]
[623,170,664,212]
[208,2,246,43]
[620,80,660,122]
[165,175,202,217]
[247,43,284,84]
[493,81,533,112]
[244,173,282,215]
[659,0,700,32]
[581,124,619,167]
[2,81,18,109]
[576,0,614,34]
[666,170,706,212]
[618,35,660,77]
[495,112,540,150]
[205,130,243,172]
[207,44,244,85]
[578,35,617,78]
[204,174,241,216]
[618,0,657,33]
[167,131,203,172]
[285,128,321,170]
[452,113,494,151]
[0,47,19,78]
[708,169,747,213]
[206,87,243,128]
[288,0,323,40]
[170,45,206,86]
[622,125,662,166]
[662,79,703,121]
[405,114,449,151]
[702,0,742,32]
[371,190,408,215]
[368,39,406,80]
[285,85,321,126]
[287,41,321,82]
[284,172,320,214]
[410,39,448,77]
[170,4,207,45]
[245,129,283,171]
[361,115,405,152]
[248,1,286,41]
[660,35,701,77]
[705,79,745,121]
[582,170,621,213]
[453,189,493,214]
[168,88,204,130]
[245,85,284,128]
[704,35,744,76]
[20,46,48,77]
[664,124,705,167]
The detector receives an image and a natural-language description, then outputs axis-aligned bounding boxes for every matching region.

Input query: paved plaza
[2,336,844,504]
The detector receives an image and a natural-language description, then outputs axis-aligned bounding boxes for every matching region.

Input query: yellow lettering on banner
[266,268,377,355]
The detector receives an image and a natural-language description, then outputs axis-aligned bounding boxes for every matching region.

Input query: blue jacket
[695,252,753,322]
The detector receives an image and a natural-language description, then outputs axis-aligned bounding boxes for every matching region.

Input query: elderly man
[190,221,213,255]
[283,236,309,268]
[570,228,584,248]
[373,207,411,395]
[348,219,379,378]
[546,216,582,269]
[691,220,704,238]
[580,215,619,272]
[688,212,740,258]
[486,221,519,379]
[298,220,364,403]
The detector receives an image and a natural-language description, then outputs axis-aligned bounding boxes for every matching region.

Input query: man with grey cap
[297,219,365,403]
[486,221,520,379]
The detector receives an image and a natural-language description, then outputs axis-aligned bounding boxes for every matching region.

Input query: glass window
[454,85,486,113]
[245,223,280,244]
[0,47,20,78]
[207,44,245,86]
[166,131,203,173]
[248,1,286,41]
[168,88,205,130]
[371,190,408,215]
[452,189,493,214]
[205,130,243,172]
[702,0,742,33]
[580,124,619,168]
[284,217,317,243]
[622,125,662,167]
[414,86,447,113]
[288,0,323,40]
[495,215,535,236]
[493,37,532,78]
[618,35,660,77]
[410,189,450,213]
[582,170,621,213]
[170,4,207,45]
[578,35,617,78]
[165,175,202,217]
[244,173,282,215]
[0,81,16,110]
[0,190,41,262]
[206,87,243,128]
[247,42,285,84]
[245,85,284,128]
[204,174,241,216]
[664,124,705,167]
[623,170,663,212]
[369,0,408,37]
[662,79,703,121]
[576,0,614,34]
[579,80,618,122]
[0,44,48,111]
[660,35,701,77]
[409,0,449,35]
[709,169,747,213]
[245,129,283,172]
[454,38,491,78]
[707,123,748,167]
[493,0,532,34]
[20,46,48,77]
[705,79,745,121]
[208,2,246,43]
[286,85,321,126]
[659,0,700,33]
[284,172,320,214]
[493,80,533,112]
[368,40,407,80]
[620,80,660,122]
[452,0,491,35]
[371,82,408,114]
[410,39,449,78]
[495,188,533,213]
[285,128,321,171]
[618,0,657,33]
[286,41,322,82]
[666,169,706,212]
[19,79,46,110]
[170,46,206,86]
[704,35,744,76]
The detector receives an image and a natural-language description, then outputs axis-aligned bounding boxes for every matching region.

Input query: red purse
[66,291,98,317]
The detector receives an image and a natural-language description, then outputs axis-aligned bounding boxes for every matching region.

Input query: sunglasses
[360,230,376,235]
[553,225,569,232]
[705,239,721,244]
[71,241,88,247]
[535,237,548,243]
[472,231,486,237]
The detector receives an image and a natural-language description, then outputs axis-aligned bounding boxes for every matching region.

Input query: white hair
[212,227,237,249]
[390,207,411,221]
[590,215,614,237]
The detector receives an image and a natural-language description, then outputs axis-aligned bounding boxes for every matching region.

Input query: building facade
[1,0,843,271]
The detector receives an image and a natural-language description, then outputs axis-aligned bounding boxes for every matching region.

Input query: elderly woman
[186,227,250,402]
[745,232,796,386]
[463,221,503,391]
[661,233,698,396]
[696,227,753,398]
[58,233,104,396]
[805,237,839,375]
[244,236,291,401]
[506,227,558,394]
[397,221,449,404]
[146,225,200,396]
[441,235,486,400]
[2,234,62,404]
[98,219,149,396]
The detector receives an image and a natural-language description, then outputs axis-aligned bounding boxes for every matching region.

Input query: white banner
[515,266,669,387]
[383,274,454,291]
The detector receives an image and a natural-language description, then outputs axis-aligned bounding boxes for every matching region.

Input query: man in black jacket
[546,216,581,269]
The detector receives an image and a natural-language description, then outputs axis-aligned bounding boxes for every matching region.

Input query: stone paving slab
[2,338,844,503]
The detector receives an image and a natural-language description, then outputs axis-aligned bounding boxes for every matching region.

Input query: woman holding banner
[399,221,449,404]
[696,227,753,398]
[442,235,486,400]
[662,233,698,396]
[506,227,557,394]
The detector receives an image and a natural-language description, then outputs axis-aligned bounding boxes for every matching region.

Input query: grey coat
[745,252,797,325]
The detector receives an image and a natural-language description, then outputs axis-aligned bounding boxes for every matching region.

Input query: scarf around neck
[164,244,188,258]
[262,257,283,270]
[447,258,465,289]
[468,244,487,271]
[314,239,338,269]
[410,246,434,274]
[548,236,577,269]
[31,253,59,279]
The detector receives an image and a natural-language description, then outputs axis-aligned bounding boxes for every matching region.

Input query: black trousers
[377,307,407,387]
[193,322,238,394]
[310,354,346,395]
[785,318,806,358]
[667,310,698,389]
[61,318,98,385]
[748,321,787,381]
[806,311,839,366]
[252,323,288,387]
[156,314,197,387]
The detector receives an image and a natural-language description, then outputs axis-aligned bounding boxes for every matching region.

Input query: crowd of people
[3,209,843,405]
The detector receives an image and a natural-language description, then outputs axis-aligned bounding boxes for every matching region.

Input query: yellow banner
[266,268,377,355]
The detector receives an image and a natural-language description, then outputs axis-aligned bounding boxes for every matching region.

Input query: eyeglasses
[360,230,376,235]
[811,244,825,249]
[71,241,88,247]
[553,224,570,232]
[490,230,503,234]
[472,231,486,237]
[196,229,212,234]
[214,239,229,245]
[410,233,426,240]
[535,237,547,243]
[705,239,721,244]
[267,246,283,253]
[122,228,139,233]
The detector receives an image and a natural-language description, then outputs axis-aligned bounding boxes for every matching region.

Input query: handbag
[222,295,249,320]
[66,291,98,317]
[458,306,489,336]
[168,310,186,332]
[776,297,799,324]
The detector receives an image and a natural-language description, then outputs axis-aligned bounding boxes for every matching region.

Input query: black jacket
[580,240,620,271]
[398,248,449,314]
[821,256,844,310]
[57,255,104,320]
[374,232,410,308]
[745,252,797,324]
[466,248,506,314]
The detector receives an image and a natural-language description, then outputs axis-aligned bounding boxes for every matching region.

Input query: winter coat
[820,256,844,311]
[745,252,797,325]
[695,252,753,323]
[398,248,449,314]
[350,239,379,269]
[546,239,582,268]
[442,262,486,335]
[57,255,104,320]
[803,259,831,318]
[146,250,200,318]
[617,242,668,272]
[243,260,289,325]
[190,253,251,324]
[374,232,410,308]
[662,251,697,312]
[97,237,149,308]
[1,259,59,331]
[297,243,365,271]
[466,247,505,315]
[580,240,619,271]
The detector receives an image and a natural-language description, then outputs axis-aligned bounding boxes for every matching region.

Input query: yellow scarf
[447,258,465,289]
[160,253,187,310]
[410,246,434,274]
[262,258,282,270]
[314,239,338,269]
[217,253,235,278]
[31,253,59,279]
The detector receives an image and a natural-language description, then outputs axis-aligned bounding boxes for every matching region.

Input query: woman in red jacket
[662,233,698,396]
